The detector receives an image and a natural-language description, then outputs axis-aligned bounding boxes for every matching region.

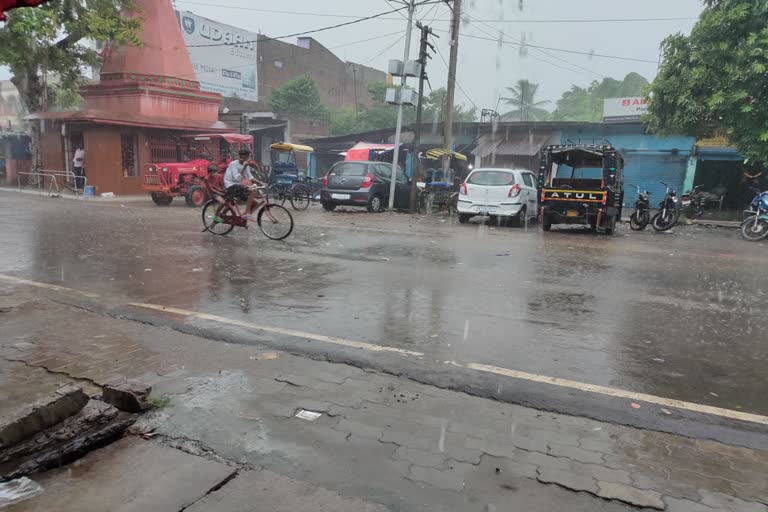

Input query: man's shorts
[225,185,250,201]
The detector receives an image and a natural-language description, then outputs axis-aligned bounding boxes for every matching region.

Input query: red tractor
[142,133,254,207]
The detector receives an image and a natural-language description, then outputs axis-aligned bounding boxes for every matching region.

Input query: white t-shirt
[224,160,247,189]
[73,148,85,167]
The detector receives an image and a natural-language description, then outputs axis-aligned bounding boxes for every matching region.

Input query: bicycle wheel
[202,200,236,235]
[290,185,311,210]
[257,204,294,240]
[265,185,286,206]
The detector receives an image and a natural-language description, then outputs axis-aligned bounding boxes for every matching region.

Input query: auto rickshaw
[269,142,314,186]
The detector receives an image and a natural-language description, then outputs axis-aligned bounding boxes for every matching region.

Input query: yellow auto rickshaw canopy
[425,148,467,161]
[271,142,314,153]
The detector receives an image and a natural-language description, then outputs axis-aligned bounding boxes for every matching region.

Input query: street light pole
[388,0,416,213]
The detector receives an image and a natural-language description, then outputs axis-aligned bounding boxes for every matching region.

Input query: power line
[361,33,406,65]
[186,6,409,48]
[174,2,695,24]
[463,13,608,79]
[177,31,404,81]
[432,28,659,64]
[434,44,478,112]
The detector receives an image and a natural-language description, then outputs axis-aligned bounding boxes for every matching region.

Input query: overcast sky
[2,0,704,111]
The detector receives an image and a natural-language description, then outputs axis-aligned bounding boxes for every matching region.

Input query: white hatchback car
[456,168,539,225]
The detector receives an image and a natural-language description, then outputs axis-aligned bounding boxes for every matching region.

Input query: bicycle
[201,186,294,240]
[265,179,313,211]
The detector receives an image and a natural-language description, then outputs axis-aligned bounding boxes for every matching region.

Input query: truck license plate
[566,210,579,217]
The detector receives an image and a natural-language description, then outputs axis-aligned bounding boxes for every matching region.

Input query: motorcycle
[628,184,651,231]
[681,185,706,218]
[740,191,768,242]
[651,182,679,232]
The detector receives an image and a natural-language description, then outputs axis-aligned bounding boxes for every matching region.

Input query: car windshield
[467,170,515,186]
[330,163,367,176]
[555,164,603,179]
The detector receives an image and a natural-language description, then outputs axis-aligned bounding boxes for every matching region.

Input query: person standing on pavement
[72,145,85,191]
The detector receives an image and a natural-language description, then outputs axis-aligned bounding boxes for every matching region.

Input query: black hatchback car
[320,160,411,212]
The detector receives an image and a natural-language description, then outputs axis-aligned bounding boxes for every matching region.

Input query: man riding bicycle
[223,148,263,221]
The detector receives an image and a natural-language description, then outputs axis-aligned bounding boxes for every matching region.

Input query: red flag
[1,0,50,22]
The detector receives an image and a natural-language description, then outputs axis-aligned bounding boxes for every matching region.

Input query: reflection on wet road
[3,194,768,415]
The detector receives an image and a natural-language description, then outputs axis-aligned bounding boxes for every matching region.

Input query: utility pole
[388,0,417,213]
[442,0,461,166]
[409,22,436,212]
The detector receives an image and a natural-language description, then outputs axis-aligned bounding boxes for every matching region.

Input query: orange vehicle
[143,133,254,207]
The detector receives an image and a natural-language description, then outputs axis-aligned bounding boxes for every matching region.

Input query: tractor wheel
[185,185,209,208]
[151,192,173,206]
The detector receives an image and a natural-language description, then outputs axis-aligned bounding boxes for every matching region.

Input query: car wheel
[458,213,471,224]
[367,194,384,213]
[321,201,336,211]
[512,206,527,227]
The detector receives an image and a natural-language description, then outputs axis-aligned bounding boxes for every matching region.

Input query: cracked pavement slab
[2,294,767,511]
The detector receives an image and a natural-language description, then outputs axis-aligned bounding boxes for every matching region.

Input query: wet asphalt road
[2,193,768,419]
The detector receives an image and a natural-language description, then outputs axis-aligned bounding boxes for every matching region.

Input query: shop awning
[425,148,467,161]
[697,147,743,162]
[472,134,548,157]
[345,142,396,161]
[26,110,231,132]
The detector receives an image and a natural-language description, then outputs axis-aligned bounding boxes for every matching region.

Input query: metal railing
[16,170,88,198]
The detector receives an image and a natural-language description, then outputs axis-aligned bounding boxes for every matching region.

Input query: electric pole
[409,22,436,213]
[443,0,461,165]
[388,0,417,213]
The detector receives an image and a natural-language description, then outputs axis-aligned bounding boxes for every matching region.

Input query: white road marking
[467,363,768,426]
[0,274,100,298]
[129,303,424,357]
[3,274,768,426]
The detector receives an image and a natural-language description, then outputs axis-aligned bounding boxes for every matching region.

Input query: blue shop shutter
[621,153,688,207]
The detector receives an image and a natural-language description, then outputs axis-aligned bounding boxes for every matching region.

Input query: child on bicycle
[204,164,226,222]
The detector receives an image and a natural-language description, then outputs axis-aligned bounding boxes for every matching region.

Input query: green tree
[0,0,140,114]
[422,87,477,124]
[329,83,476,136]
[646,0,768,161]
[501,79,550,121]
[0,0,140,169]
[268,73,328,120]
[552,73,649,122]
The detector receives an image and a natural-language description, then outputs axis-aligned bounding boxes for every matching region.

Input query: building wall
[39,124,65,172]
[82,125,145,195]
[258,36,387,110]
[0,81,22,130]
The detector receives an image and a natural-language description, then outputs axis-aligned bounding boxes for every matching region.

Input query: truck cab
[538,144,624,235]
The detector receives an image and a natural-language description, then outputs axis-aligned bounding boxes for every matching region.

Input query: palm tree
[501,80,550,121]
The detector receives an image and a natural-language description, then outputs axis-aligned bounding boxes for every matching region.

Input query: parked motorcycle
[651,182,679,232]
[740,191,768,242]
[628,185,651,231]
[681,185,706,218]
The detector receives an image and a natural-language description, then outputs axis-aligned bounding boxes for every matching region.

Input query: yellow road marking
[129,303,424,357]
[467,363,768,426]
[0,274,100,298]
[3,274,768,426]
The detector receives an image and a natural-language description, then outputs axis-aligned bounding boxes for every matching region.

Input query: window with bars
[121,133,138,177]
[148,135,180,163]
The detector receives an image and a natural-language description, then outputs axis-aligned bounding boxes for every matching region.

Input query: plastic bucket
[84,186,95,197]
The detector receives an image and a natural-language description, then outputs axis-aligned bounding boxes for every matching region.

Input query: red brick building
[28,0,226,195]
